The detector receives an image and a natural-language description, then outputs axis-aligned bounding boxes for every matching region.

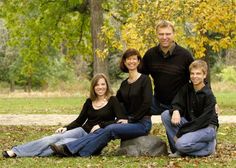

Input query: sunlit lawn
[0,91,235,115]
[214,92,236,115]
[0,97,86,114]
[0,124,235,168]
[0,92,236,168]
[0,91,235,167]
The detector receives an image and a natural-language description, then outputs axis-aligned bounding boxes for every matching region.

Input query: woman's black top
[116,74,152,122]
[66,96,126,133]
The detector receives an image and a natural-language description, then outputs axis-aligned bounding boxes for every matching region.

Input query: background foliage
[0,0,235,91]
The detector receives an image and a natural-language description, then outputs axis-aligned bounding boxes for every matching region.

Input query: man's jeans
[65,117,152,157]
[161,110,217,156]
[151,95,171,115]
[12,127,87,157]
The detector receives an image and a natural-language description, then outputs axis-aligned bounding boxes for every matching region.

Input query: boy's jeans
[161,110,217,156]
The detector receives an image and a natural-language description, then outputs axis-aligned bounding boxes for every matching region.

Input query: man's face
[157,26,174,49]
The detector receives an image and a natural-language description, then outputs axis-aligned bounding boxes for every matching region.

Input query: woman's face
[124,55,140,71]
[94,78,107,97]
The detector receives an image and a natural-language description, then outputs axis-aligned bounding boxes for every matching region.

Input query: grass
[0,97,86,114]
[0,91,235,115]
[214,92,236,115]
[0,88,235,167]
[0,124,235,168]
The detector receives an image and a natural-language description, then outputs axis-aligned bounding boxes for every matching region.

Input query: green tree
[1,0,92,91]
[1,0,235,90]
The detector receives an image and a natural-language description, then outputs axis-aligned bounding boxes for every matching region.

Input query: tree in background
[90,0,109,77]
[102,0,235,83]
[0,0,235,91]
[1,0,92,91]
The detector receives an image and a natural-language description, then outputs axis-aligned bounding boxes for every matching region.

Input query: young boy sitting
[161,60,219,157]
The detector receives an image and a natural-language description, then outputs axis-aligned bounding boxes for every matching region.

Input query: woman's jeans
[65,117,152,157]
[12,127,87,157]
[161,110,217,156]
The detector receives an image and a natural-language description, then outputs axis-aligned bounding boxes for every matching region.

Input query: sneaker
[168,152,181,158]
[2,150,16,158]
[50,144,72,157]
[211,139,217,155]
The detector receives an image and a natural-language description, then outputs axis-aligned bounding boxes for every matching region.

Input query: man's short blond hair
[156,20,175,32]
[189,60,208,75]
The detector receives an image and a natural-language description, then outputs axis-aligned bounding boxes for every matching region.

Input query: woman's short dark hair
[120,48,142,73]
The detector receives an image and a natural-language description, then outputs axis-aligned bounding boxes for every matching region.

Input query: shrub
[217,66,236,83]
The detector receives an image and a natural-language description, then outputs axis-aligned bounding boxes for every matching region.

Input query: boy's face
[190,68,206,86]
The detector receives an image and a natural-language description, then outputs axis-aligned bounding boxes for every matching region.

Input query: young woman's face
[124,55,140,71]
[94,78,107,97]
[190,68,206,86]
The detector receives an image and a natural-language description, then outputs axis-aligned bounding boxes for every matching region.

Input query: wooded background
[0,0,235,92]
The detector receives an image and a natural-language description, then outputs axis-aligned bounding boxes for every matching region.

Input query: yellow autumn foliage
[102,0,235,58]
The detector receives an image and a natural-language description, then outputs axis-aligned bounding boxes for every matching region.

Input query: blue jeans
[151,95,171,115]
[161,110,217,156]
[65,117,152,157]
[12,127,87,157]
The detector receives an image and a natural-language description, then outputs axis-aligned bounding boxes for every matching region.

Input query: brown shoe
[50,144,72,157]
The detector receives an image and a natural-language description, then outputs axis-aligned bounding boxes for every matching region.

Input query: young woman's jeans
[12,127,87,157]
[161,110,217,156]
[65,117,152,157]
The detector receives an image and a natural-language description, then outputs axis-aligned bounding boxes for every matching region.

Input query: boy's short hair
[189,60,208,75]
[156,20,175,32]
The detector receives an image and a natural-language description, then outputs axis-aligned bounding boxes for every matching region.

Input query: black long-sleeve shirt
[116,74,152,122]
[170,83,219,138]
[66,96,126,133]
[142,43,194,105]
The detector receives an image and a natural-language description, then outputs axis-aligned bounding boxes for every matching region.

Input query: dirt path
[0,114,236,126]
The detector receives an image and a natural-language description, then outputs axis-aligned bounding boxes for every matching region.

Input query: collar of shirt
[158,42,176,58]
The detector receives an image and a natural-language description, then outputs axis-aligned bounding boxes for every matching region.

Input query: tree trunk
[60,40,67,56]
[10,80,15,92]
[203,47,211,87]
[89,0,109,78]
[25,77,32,93]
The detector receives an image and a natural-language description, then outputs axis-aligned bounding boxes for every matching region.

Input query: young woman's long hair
[89,73,113,101]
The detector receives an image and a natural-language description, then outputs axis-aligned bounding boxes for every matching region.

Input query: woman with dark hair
[50,48,153,157]
[3,73,126,158]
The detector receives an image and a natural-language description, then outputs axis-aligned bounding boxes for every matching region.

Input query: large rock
[116,135,168,157]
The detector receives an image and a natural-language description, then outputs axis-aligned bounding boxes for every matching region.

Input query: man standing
[142,20,194,115]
